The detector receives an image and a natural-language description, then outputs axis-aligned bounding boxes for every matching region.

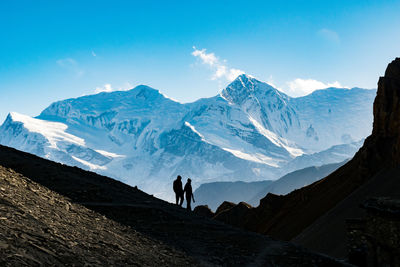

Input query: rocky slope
[0,144,346,266]
[294,167,400,257]
[213,58,400,254]
[0,75,375,201]
[0,165,194,266]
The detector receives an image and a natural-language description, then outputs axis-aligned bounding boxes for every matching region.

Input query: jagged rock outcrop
[215,201,236,215]
[213,58,400,247]
[347,197,400,266]
[193,205,214,218]
[214,202,255,227]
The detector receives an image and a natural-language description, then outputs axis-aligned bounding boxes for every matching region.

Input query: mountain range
[0,74,376,201]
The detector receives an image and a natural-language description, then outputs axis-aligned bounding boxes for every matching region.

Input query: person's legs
[179,192,184,206]
[187,197,191,211]
[175,193,179,205]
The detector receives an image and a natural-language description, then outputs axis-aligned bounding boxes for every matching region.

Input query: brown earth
[0,144,346,266]
[213,58,400,257]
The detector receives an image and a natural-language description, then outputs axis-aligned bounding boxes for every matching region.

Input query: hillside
[0,165,194,266]
[0,144,345,266]
[294,167,400,257]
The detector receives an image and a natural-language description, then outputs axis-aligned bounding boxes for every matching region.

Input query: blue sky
[1,0,400,122]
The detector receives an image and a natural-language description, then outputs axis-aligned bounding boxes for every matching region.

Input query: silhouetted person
[183,178,195,211]
[173,175,184,206]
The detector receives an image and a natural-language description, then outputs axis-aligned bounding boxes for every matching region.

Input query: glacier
[0,75,376,201]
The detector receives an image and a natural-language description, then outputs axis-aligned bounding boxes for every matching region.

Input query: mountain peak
[3,112,28,125]
[384,57,400,79]
[231,73,258,87]
[133,84,159,93]
[221,73,287,106]
[236,73,254,80]
[132,85,164,100]
[373,57,400,143]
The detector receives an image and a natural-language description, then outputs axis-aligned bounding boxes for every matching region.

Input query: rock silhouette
[193,205,214,218]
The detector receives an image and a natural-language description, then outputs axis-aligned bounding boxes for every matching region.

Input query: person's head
[177,175,181,180]
[187,178,191,183]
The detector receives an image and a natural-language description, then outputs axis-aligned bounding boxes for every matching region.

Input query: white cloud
[192,48,218,66]
[318,28,340,44]
[94,82,134,94]
[56,58,84,77]
[227,68,245,81]
[192,46,244,82]
[282,78,346,97]
[95,84,113,93]
[91,50,97,57]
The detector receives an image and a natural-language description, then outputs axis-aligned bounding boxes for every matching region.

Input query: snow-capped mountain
[0,75,376,201]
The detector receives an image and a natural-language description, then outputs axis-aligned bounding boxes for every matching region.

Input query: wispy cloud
[192,47,244,82]
[95,83,113,93]
[94,82,133,94]
[91,50,97,57]
[282,78,346,97]
[318,28,340,44]
[56,58,84,77]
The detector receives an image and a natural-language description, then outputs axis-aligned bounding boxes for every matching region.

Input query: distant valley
[195,160,347,210]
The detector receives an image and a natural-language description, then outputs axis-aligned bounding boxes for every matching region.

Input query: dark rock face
[193,205,214,218]
[371,58,400,161]
[347,197,400,266]
[215,201,236,215]
[213,58,400,243]
[214,202,254,227]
